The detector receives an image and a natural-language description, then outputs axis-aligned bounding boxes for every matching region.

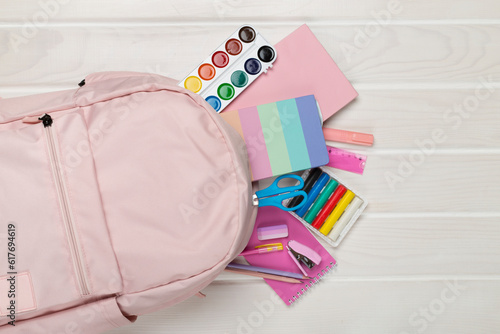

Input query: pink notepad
[220,95,329,181]
[244,206,336,305]
[225,24,358,121]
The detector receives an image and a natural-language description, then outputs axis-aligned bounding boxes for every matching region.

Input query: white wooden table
[1,1,499,333]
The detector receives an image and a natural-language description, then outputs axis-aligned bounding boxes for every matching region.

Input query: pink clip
[286,240,322,276]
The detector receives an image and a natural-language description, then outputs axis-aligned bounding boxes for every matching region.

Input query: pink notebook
[244,206,336,305]
[225,24,358,121]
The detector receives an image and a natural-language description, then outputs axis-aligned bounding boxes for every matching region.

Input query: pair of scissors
[252,174,308,211]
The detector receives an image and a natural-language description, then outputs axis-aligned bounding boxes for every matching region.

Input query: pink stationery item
[244,206,336,305]
[288,240,322,267]
[286,240,322,277]
[323,128,374,146]
[286,246,308,276]
[239,243,283,256]
[326,145,367,175]
[225,24,358,121]
[257,224,288,240]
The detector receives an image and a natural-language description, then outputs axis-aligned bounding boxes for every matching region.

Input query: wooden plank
[323,154,500,213]
[326,216,500,277]
[326,89,500,149]
[326,24,500,84]
[0,25,499,87]
[1,0,499,22]
[106,280,500,334]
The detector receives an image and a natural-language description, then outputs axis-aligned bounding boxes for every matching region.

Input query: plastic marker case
[286,166,368,247]
[178,25,277,113]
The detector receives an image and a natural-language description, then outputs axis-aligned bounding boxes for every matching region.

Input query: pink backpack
[0,72,257,333]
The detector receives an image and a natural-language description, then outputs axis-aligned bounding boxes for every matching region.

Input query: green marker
[303,179,338,224]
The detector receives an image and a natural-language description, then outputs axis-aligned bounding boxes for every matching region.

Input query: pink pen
[239,243,283,256]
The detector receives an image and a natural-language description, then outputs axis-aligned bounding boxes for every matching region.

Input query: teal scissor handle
[255,175,308,211]
[257,190,308,211]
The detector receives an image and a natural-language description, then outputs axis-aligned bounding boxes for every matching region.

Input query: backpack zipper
[37,114,91,296]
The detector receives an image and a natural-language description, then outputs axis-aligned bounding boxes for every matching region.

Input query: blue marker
[294,172,330,217]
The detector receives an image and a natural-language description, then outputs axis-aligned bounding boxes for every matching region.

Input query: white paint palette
[178,25,277,113]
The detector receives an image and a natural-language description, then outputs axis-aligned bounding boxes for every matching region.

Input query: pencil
[227,262,311,280]
[224,268,303,284]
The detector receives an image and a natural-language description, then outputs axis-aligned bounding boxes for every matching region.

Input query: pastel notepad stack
[220,95,329,181]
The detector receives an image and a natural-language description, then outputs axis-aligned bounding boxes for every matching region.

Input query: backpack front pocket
[0,110,122,324]
[39,114,91,296]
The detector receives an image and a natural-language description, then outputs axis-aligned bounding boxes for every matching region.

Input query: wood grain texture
[329,216,500,277]
[105,280,500,334]
[1,0,499,333]
[1,0,499,21]
[327,154,500,212]
[324,89,500,149]
[1,25,499,87]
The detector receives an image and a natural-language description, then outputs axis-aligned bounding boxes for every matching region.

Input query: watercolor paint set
[286,166,368,247]
[178,25,277,113]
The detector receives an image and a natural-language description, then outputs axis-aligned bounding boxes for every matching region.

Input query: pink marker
[323,128,374,146]
[239,243,283,256]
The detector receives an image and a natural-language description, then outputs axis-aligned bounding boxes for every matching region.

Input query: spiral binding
[287,261,337,305]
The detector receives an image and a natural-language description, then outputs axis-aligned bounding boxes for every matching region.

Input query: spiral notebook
[244,206,336,305]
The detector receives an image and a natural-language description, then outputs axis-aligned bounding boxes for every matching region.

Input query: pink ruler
[325,146,367,175]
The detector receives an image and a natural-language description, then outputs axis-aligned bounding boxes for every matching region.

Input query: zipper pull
[78,79,86,87]
[252,194,259,206]
[22,114,54,126]
[22,115,42,124]
[39,114,53,127]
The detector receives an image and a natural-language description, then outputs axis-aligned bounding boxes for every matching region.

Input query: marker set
[178,25,277,113]
[286,166,367,247]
